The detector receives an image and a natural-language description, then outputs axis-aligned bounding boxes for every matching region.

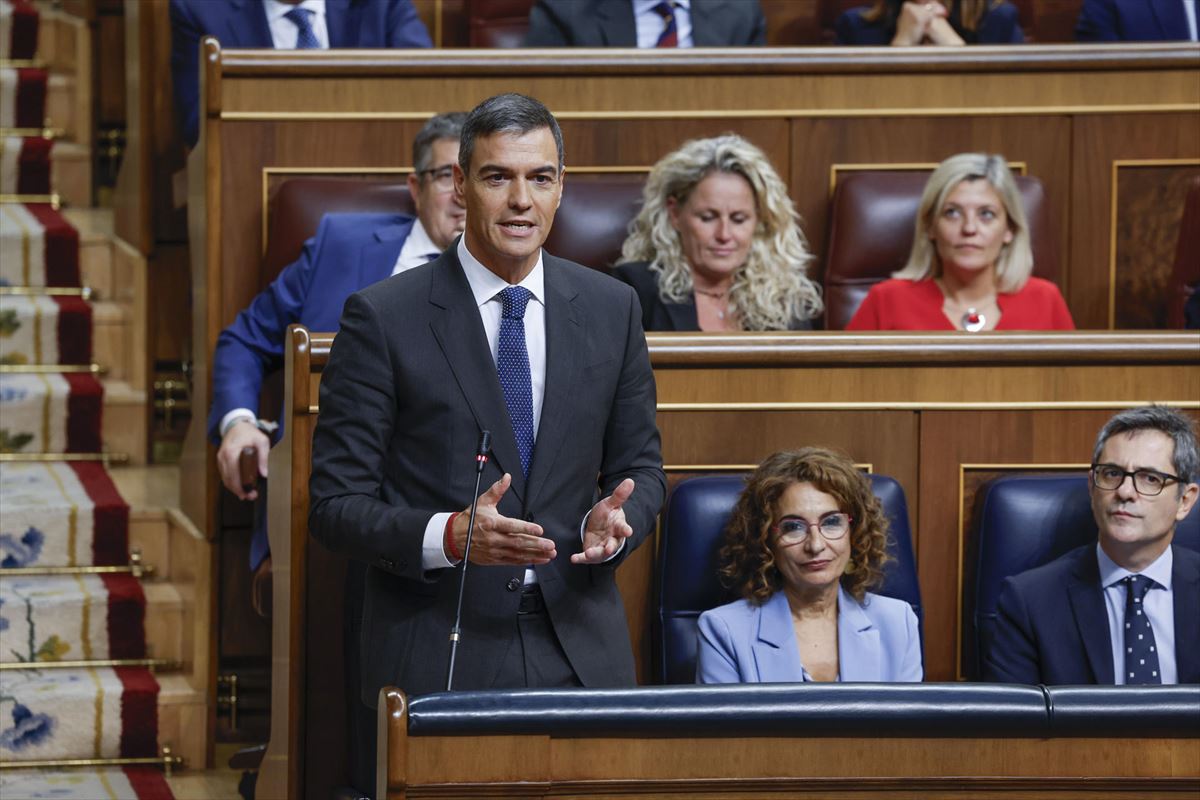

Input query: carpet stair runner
[1,3,181,796]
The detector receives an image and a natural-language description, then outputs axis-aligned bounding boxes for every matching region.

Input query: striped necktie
[653,2,678,48]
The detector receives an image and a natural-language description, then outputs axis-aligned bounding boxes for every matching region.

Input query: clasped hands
[447,473,637,566]
[891,1,966,46]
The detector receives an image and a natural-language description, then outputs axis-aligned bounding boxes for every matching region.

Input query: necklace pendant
[961,308,986,332]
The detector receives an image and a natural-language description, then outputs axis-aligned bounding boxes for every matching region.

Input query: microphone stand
[445,430,491,691]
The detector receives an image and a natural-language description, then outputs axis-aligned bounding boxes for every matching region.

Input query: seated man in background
[170,0,431,147]
[985,406,1200,685]
[209,111,467,575]
[525,0,766,47]
[1075,0,1199,42]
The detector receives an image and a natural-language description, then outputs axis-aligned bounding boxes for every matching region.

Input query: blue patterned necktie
[1122,575,1161,685]
[496,286,534,478]
[284,7,321,49]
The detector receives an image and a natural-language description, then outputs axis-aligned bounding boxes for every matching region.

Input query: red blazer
[846,277,1075,331]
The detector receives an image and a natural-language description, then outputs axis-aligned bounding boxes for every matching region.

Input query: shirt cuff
[579,508,625,563]
[422,512,457,570]
[219,408,258,438]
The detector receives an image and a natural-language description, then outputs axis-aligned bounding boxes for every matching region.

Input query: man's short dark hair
[458,93,564,175]
[1093,405,1200,486]
[413,111,467,174]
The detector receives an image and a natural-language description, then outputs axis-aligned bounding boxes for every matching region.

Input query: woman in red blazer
[846,153,1075,332]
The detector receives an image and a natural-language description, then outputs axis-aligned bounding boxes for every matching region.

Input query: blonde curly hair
[619,135,822,330]
[718,448,892,604]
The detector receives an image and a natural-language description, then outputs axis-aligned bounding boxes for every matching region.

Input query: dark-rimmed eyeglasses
[417,164,455,193]
[771,513,852,545]
[1091,463,1183,497]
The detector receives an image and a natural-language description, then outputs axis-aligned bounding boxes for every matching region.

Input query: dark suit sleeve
[384,0,433,47]
[524,0,573,46]
[983,577,1042,683]
[594,286,666,567]
[978,2,1025,43]
[308,291,433,582]
[612,262,656,331]
[745,1,767,45]
[169,0,204,147]
[1074,0,1119,41]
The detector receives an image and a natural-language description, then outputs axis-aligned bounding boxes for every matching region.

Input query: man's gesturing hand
[451,473,555,566]
[572,478,636,565]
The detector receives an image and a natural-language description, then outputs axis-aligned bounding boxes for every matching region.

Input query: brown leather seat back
[1167,176,1200,328]
[823,171,1056,330]
[545,174,645,272]
[467,0,534,47]
[262,178,415,287]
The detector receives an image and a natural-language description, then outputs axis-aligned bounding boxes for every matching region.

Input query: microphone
[445,430,491,691]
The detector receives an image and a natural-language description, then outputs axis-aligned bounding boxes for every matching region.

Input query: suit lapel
[358,218,413,286]
[1067,548,1114,684]
[324,0,352,46]
[751,592,805,682]
[1171,546,1200,682]
[666,298,699,330]
[836,587,883,681]
[525,259,579,510]
[227,0,272,46]
[597,0,638,45]
[427,252,525,502]
[690,0,722,46]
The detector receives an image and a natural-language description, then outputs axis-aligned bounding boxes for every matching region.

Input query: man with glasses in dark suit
[985,406,1200,685]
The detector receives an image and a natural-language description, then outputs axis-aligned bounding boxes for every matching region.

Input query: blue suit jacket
[209,212,415,568]
[696,587,923,683]
[170,0,431,146]
[1075,0,1193,42]
[834,2,1024,44]
[984,544,1200,684]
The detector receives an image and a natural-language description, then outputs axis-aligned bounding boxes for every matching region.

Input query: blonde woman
[615,135,822,332]
[847,153,1074,332]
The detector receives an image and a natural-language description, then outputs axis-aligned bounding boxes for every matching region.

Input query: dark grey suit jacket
[525,0,766,47]
[984,544,1200,685]
[309,244,665,703]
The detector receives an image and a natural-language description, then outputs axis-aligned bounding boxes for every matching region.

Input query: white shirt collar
[456,237,545,309]
[1097,542,1174,591]
[633,0,691,12]
[264,0,326,25]
[392,217,440,274]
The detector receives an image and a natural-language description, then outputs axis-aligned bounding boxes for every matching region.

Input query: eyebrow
[476,163,559,176]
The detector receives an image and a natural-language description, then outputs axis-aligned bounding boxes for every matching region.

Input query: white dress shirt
[632,0,694,47]
[391,218,443,275]
[264,0,330,49]
[1097,544,1177,684]
[1185,0,1199,42]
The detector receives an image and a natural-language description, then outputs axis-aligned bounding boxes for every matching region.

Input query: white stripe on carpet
[0,667,123,760]
[0,1,12,63]
[0,372,70,452]
[0,136,21,194]
[0,294,58,365]
[1,574,110,663]
[0,203,47,287]
[0,67,16,130]
[0,462,96,568]
[0,768,143,800]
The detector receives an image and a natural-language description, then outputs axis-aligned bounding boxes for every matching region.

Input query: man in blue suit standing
[1075,0,1199,42]
[170,0,432,147]
[209,111,466,574]
[986,406,1200,685]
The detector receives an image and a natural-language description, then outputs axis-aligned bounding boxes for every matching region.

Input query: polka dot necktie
[496,286,534,478]
[1122,575,1161,685]
[284,7,321,49]
[653,2,678,48]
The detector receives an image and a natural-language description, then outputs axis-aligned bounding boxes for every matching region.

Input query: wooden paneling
[1069,112,1200,328]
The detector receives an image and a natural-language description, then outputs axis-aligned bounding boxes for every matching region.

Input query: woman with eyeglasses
[696,448,922,684]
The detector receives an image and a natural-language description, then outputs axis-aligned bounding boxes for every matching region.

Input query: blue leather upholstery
[405,684,1200,738]
[656,474,922,685]
[967,474,1200,680]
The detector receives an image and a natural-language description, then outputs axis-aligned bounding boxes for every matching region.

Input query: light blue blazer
[696,586,923,683]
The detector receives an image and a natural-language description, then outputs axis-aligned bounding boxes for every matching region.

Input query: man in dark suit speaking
[309,94,666,706]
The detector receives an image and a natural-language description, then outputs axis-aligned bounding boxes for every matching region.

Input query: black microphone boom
[445,430,491,691]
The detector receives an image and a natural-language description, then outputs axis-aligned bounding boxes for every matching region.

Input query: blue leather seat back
[657,473,922,684]
[969,474,1200,679]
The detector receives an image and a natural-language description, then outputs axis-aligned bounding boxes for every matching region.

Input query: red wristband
[444,512,463,563]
